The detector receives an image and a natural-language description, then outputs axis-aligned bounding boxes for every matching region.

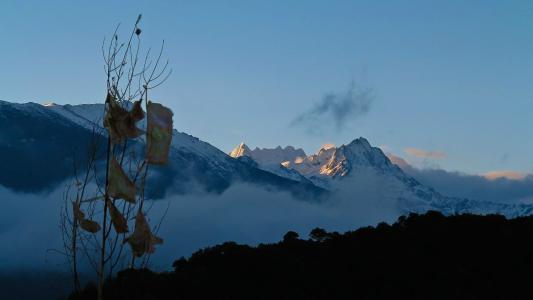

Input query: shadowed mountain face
[0,101,101,192]
[0,101,325,199]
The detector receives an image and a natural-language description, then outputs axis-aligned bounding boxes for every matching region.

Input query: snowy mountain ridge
[230,138,401,188]
[45,102,105,130]
[229,138,533,218]
[229,143,308,182]
[0,100,324,198]
[42,102,234,168]
[2,100,533,217]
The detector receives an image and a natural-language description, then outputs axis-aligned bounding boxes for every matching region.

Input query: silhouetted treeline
[71,211,533,299]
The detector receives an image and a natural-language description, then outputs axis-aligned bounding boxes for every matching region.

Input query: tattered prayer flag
[108,157,136,203]
[80,219,101,233]
[104,93,145,143]
[72,202,101,233]
[129,100,145,123]
[146,101,173,164]
[72,202,85,221]
[107,199,129,233]
[126,211,163,257]
[148,235,164,254]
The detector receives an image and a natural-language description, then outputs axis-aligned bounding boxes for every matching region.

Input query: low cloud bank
[386,152,533,204]
[3,163,533,274]
[0,177,401,272]
[484,170,526,181]
[144,176,401,269]
[406,168,533,204]
[0,185,66,270]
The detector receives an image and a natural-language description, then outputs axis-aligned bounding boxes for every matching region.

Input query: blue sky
[1,0,533,175]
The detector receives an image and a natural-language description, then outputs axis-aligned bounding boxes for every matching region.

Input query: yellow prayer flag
[80,219,101,233]
[104,93,145,143]
[107,199,129,233]
[126,211,163,257]
[108,157,136,203]
[146,101,173,165]
[72,202,85,221]
[72,202,101,233]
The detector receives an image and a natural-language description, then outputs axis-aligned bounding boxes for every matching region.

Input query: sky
[1,0,533,175]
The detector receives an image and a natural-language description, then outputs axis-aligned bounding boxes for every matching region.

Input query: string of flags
[74,92,173,258]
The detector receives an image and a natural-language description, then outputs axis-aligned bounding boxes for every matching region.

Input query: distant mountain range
[2,100,533,217]
[229,139,533,218]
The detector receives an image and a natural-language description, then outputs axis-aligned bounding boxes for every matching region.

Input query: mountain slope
[44,102,105,130]
[233,137,533,217]
[304,138,533,217]
[3,100,532,217]
[0,101,325,198]
[229,143,311,183]
[230,144,306,166]
[0,101,101,191]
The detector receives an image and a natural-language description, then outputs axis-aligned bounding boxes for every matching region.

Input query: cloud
[291,82,374,133]
[5,155,532,276]
[2,157,531,296]
[500,153,510,163]
[146,179,401,269]
[385,152,412,170]
[386,153,533,205]
[0,178,403,273]
[0,185,66,270]
[484,171,526,181]
[405,147,446,160]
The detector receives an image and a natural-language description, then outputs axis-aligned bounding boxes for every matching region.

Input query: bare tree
[58,15,173,300]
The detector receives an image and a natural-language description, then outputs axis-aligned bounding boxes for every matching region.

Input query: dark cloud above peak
[291,82,374,134]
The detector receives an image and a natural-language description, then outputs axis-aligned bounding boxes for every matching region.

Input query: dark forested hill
[71,211,533,300]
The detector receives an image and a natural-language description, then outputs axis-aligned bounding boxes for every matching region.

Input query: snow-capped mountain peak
[280,137,394,184]
[229,143,253,158]
[229,143,309,182]
[43,102,105,130]
[320,143,336,151]
[325,137,397,176]
[229,143,306,166]
[228,137,402,188]
[43,102,58,107]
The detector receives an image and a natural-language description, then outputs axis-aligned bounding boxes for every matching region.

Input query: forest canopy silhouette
[71,211,533,300]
